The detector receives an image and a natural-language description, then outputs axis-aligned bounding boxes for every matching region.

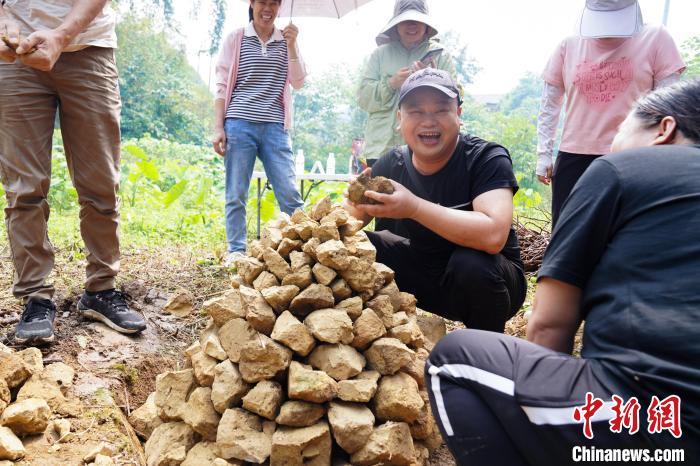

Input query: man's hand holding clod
[349,180,421,220]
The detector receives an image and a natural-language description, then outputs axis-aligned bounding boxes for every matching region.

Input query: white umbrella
[243,0,377,19]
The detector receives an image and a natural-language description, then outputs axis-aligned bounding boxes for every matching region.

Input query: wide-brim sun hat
[579,0,643,38]
[376,0,438,46]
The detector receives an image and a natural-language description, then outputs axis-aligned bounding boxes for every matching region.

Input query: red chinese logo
[647,395,682,438]
[573,393,682,439]
[573,392,604,439]
[609,395,641,434]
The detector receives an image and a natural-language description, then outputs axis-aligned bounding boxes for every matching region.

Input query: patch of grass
[113,362,139,386]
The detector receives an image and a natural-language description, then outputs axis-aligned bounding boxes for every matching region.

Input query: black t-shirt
[371,134,522,268]
[539,144,700,440]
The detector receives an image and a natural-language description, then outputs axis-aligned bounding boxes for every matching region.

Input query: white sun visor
[579,2,643,38]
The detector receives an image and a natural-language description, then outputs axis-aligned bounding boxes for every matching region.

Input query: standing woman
[536,0,685,227]
[213,0,306,263]
[358,0,457,165]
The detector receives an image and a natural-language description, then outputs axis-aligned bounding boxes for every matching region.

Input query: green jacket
[357,38,458,161]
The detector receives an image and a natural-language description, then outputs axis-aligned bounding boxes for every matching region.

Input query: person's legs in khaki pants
[53,47,121,293]
[0,47,121,300]
[0,47,145,343]
[0,60,58,302]
[58,48,145,335]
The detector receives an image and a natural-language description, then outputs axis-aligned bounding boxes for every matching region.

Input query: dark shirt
[371,134,523,269]
[539,144,700,440]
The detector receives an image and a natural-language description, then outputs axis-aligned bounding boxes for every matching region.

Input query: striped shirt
[226,24,288,124]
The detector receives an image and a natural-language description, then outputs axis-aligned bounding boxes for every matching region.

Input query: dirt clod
[348,172,395,205]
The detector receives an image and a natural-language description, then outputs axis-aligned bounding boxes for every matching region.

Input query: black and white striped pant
[425,330,692,466]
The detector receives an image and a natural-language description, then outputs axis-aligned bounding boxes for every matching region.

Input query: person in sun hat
[357,0,458,165]
[536,0,685,227]
[346,68,526,333]
[427,79,700,466]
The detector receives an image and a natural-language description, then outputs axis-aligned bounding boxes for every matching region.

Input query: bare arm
[528,160,623,354]
[353,180,514,254]
[212,31,236,156]
[16,0,109,71]
[527,278,582,354]
[282,23,306,89]
[53,0,109,47]
[411,188,514,254]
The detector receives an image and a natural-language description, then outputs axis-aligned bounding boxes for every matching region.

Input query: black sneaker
[15,298,56,344]
[78,289,147,334]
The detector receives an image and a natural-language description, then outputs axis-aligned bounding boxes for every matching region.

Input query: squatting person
[427,80,700,466]
[345,68,526,333]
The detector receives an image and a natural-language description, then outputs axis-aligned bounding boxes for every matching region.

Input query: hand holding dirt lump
[347,172,395,205]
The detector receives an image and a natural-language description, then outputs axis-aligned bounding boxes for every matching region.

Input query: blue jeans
[224,118,303,253]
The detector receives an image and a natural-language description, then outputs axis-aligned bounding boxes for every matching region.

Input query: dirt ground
[0,243,546,466]
[0,244,230,465]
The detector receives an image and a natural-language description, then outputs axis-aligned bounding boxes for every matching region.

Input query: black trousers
[551,151,603,228]
[366,230,526,332]
[426,330,696,466]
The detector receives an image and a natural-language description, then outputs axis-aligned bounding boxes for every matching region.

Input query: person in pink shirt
[536,0,685,227]
[212,0,307,266]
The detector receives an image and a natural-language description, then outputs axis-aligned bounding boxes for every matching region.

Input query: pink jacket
[215,27,307,130]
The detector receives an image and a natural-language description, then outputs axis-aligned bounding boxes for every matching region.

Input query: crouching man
[426,81,700,465]
[345,68,526,332]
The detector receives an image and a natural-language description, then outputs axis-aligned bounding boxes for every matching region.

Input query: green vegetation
[117,0,228,54]
[459,73,545,196]
[681,35,700,79]
[440,30,481,87]
[0,133,226,250]
[292,65,367,175]
[117,15,214,145]
[113,362,139,386]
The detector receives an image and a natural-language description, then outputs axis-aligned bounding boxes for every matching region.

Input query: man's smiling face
[398,87,462,162]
